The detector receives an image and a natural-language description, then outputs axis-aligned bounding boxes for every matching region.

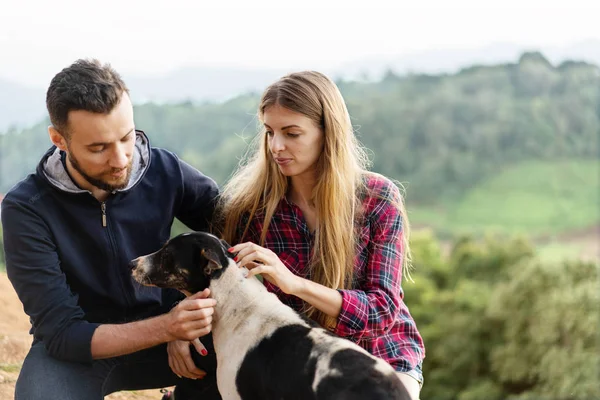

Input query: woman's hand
[230,242,303,295]
[167,338,207,380]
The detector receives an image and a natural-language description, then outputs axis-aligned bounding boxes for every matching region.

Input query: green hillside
[1,52,598,244]
[410,159,599,237]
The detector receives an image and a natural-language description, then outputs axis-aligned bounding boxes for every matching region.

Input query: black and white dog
[131,232,410,400]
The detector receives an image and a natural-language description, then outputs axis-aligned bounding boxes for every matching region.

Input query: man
[1,59,220,399]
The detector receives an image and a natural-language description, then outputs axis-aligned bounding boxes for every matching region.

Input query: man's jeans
[15,335,221,400]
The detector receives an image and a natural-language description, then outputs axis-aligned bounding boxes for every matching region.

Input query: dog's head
[130,232,233,294]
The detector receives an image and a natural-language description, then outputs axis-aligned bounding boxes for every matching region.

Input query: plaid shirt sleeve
[333,180,405,340]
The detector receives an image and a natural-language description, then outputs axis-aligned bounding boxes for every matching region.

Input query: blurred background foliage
[1,52,598,399]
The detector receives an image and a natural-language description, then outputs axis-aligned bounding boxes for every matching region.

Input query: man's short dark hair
[46,58,129,137]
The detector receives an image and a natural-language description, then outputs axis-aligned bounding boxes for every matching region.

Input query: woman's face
[263,104,324,181]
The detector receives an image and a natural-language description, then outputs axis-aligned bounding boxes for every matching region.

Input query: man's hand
[167,338,208,380]
[90,289,216,359]
[166,289,216,341]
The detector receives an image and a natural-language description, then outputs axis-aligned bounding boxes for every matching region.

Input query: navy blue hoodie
[1,131,219,363]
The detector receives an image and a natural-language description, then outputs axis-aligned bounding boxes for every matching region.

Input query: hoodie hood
[41,130,150,194]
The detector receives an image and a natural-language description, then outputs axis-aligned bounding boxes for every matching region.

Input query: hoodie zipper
[101,202,107,227]
[99,198,134,309]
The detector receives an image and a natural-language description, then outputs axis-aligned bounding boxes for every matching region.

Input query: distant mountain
[334,40,600,80]
[0,67,291,131]
[334,42,526,80]
[550,39,600,64]
[124,66,290,104]
[0,79,45,132]
[1,40,599,131]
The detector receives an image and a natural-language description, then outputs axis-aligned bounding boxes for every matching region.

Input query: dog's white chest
[213,318,271,399]
[209,267,302,399]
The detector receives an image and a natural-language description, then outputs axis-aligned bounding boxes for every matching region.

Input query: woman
[218,71,425,399]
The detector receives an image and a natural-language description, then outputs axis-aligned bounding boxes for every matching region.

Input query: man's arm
[2,197,99,363]
[2,196,215,362]
[174,158,220,232]
[91,290,215,359]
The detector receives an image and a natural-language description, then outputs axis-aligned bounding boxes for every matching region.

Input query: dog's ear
[201,248,224,276]
[220,239,232,252]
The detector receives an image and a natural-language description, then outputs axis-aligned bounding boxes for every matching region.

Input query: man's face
[58,93,136,192]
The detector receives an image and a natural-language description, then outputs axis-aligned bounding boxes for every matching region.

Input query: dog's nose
[128,260,137,271]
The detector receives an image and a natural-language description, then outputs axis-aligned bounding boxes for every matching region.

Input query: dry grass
[0,273,169,400]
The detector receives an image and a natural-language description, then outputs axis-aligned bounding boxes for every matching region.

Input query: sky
[1,0,599,87]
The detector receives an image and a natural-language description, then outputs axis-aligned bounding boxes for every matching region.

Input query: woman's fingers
[231,242,269,261]
[233,244,260,260]
[236,247,277,269]
[168,353,178,377]
[168,340,207,380]
[181,351,206,378]
[230,243,279,281]
[171,352,185,378]
[191,337,208,357]
[229,242,253,253]
[237,250,265,268]
[246,265,266,278]
[246,265,276,285]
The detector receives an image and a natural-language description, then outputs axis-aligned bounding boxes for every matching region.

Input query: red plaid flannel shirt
[239,174,425,372]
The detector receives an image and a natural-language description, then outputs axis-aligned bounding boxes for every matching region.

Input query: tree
[405,232,598,400]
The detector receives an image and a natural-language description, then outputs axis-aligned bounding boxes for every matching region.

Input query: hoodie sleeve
[174,158,220,232]
[1,196,99,363]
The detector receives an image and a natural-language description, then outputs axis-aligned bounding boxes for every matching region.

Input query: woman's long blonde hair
[218,71,411,328]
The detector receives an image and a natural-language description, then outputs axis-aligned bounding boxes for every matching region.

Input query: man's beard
[68,151,133,192]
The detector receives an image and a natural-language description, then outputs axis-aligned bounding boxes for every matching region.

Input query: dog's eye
[160,250,170,265]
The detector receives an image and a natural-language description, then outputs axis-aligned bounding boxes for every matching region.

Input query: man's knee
[16,342,104,399]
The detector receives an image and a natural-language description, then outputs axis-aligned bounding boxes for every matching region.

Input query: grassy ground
[537,241,585,262]
[0,273,167,399]
[409,159,599,238]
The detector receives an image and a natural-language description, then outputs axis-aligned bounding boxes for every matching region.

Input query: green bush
[405,232,598,400]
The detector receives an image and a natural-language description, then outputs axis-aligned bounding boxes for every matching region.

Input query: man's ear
[48,126,68,151]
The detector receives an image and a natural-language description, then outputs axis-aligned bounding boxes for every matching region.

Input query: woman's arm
[289,277,344,318]
[333,182,406,340]
[232,179,407,340]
